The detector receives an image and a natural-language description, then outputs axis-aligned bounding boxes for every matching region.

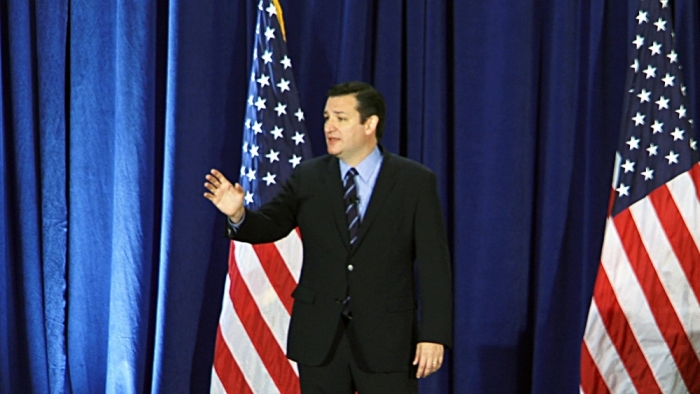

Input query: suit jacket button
[347,264,354,271]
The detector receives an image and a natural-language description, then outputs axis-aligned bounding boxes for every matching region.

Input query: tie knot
[346,168,358,179]
[344,168,358,188]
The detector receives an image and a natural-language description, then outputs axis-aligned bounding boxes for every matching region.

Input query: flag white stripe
[630,195,700,357]
[602,214,686,392]
[235,241,291,351]
[612,153,622,188]
[210,368,226,394]
[219,275,280,394]
[583,299,633,393]
[274,230,303,282]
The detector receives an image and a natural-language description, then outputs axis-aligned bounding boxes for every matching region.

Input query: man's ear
[364,115,379,135]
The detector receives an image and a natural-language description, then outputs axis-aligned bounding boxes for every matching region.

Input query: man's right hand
[203,169,246,223]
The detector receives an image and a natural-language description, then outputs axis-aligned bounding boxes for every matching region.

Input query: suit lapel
[325,157,352,251]
[353,151,398,251]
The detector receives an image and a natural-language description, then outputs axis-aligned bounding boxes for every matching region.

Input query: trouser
[297,317,418,394]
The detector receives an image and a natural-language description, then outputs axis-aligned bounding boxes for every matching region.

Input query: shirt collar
[339,146,383,182]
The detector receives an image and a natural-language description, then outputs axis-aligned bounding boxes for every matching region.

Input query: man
[204,82,452,393]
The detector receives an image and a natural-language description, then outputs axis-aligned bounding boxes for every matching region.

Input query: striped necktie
[343,168,360,246]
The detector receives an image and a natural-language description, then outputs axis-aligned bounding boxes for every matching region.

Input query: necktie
[344,168,360,245]
[342,168,359,319]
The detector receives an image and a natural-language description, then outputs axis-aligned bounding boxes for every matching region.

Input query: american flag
[210,1,310,392]
[580,0,700,393]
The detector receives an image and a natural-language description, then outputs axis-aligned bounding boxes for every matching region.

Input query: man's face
[323,94,376,165]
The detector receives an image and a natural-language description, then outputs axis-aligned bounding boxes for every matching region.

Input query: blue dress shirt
[339,146,383,220]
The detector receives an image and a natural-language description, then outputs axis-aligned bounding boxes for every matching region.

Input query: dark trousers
[297,318,418,394]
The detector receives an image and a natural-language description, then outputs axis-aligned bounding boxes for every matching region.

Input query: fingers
[210,168,226,182]
[204,169,229,202]
[203,180,218,193]
[205,173,222,188]
[206,169,231,187]
[204,169,237,194]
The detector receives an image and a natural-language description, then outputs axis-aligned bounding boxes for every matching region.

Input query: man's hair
[328,81,386,140]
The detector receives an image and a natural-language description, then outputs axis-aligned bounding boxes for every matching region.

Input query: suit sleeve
[414,171,453,348]
[226,167,301,243]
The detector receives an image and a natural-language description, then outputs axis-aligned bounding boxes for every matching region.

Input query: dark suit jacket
[227,149,452,373]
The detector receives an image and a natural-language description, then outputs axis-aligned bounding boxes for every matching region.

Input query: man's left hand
[412,342,444,378]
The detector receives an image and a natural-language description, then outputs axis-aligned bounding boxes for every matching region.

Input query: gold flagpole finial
[272,0,287,41]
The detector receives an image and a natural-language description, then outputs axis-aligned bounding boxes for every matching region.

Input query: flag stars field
[636,10,648,24]
[643,64,656,78]
[277,78,290,92]
[264,26,275,41]
[622,159,636,173]
[654,18,666,31]
[647,143,658,156]
[281,55,291,69]
[292,132,305,145]
[638,89,651,102]
[662,73,674,86]
[270,125,283,139]
[649,41,662,56]
[266,149,279,163]
[655,95,669,109]
[634,35,645,48]
[627,136,641,150]
[274,102,287,116]
[631,59,640,72]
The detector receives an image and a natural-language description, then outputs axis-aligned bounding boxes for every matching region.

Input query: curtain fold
[36,2,70,392]
[2,0,699,393]
[2,1,69,392]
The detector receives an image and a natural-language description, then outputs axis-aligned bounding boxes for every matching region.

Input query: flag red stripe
[214,326,254,394]
[580,341,610,394]
[608,188,616,216]
[592,264,662,393]
[228,245,300,394]
[252,243,296,314]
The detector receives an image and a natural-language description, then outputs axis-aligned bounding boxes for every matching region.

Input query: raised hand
[203,169,246,223]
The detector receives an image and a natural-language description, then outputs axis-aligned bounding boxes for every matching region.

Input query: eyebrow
[324,110,348,115]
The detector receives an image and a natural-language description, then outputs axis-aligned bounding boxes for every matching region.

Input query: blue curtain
[2,0,699,393]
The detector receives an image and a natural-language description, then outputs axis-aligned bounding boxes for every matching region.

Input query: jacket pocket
[292,285,316,304]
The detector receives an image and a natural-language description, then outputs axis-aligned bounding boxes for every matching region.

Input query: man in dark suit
[204,82,452,393]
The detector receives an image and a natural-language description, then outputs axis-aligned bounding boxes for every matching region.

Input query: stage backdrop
[1,0,699,393]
